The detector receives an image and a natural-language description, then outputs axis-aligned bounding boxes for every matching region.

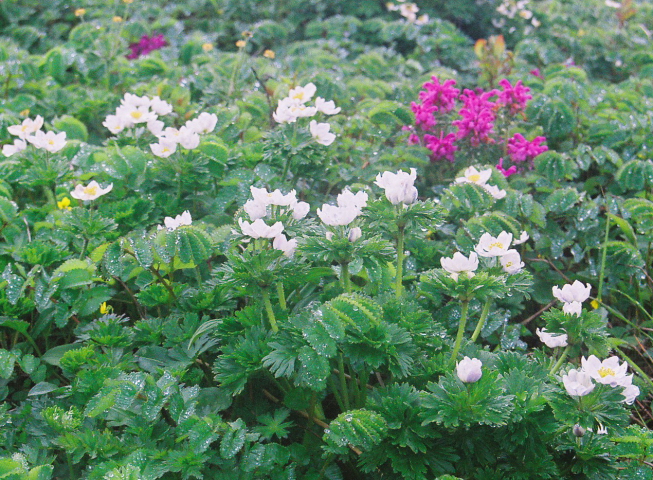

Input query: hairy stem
[341,262,351,293]
[261,288,279,333]
[395,226,405,298]
[471,300,492,342]
[449,300,469,366]
[550,345,571,375]
[337,353,350,411]
[276,282,287,310]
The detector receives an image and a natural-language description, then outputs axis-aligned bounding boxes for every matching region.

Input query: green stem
[449,300,469,366]
[597,205,611,302]
[613,345,653,390]
[227,44,246,100]
[550,345,571,375]
[261,289,279,333]
[42,185,56,208]
[276,282,287,311]
[341,262,351,293]
[337,353,350,411]
[79,237,89,260]
[328,375,345,412]
[395,226,405,298]
[471,300,492,342]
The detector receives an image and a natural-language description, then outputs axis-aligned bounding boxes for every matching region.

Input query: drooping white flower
[309,120,336,146]
[244,199,267,221]
[8,115,44,139]
[622,384,640,405]
[337,189,368,210]
[160,211,192,231]
[513,231,529,245]
[2,138,27,157]
[440,252,479,280]
[186,112,218,134]
[348,227,362,242]
[150,138,177,158]
[455,166,492,186]
[315,97,341,115]
[474,231,513,257]
[563,301,583,317]
[103,114,125,135]
[482,183,507,199]
[27,131,67,153]
[375,168,418,205]
[273,234,297,257]
[292,201,310,220]
[536,328,568,348]
[456,357,482,383]
[317,204,360,226]
[149,96,173,116]
[177,126,200,150]
[562,369,595,397]
[581,355,630,388]
[552,281,591,304]
[500,249,524,274]
[287,83,317,104]
[70,180,113,201]
[239,218,284,239]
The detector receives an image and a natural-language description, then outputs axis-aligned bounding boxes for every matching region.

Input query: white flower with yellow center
[581,355,630,388]
[474,231,513,257]
[455,166,493,186]
[536,328,568,348]
[103,114,125,135]
[499,249,524,274]
[440,252,479,280]
[8,115,44,139]
[239,218,284,239]
[70,181,113,201]
[315,97,341,115]
[287,83,317,104]
[562,369,595,397]
[2,139,27,157]
[27,131,67,153]
[309,120,336,146]
[116,104,156,127]
[150,138,177,158]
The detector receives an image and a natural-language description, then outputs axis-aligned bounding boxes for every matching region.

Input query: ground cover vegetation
[0,0,653,478]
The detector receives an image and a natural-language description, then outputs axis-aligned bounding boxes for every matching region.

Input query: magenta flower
[507,134,548,163]
[530,68,543,79]
[424,132,458,162]
[496,157,517,177]
[410,101,438,130]
[419,77,460,113]
[497,79,532,115]
[452,88,498,146]
[127,34,168,59]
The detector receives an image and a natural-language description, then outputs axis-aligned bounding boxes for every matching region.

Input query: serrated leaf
[323,409,388,455]
[220,419,247,459]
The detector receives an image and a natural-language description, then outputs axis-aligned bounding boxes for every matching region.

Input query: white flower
[309,120,336,146]
[455,166,492,186]
[160,211,192,231]
[149,96,173,116]
[239,218,284,239]
[273,234,297,257]
[115,104,156,126]
[2,139,27,157]
[474,231,513,257]
[562,369,595,397]
[622,384,640,405]
[581,355,630,388]
[70,180,113,201]
[27,131,67,153]
[348,227,362,242]
[103,114,125,134]
[605,0,622,8]
[317,204,360,226]
[287,83,317,104]
[596,424,608,435]
[337,189,368,210]
[315,97,341,115]
[440,252,479,280]
[250,187,297,207]
[150,138,177,158]
[160,127,182,143]
[121,93,150,108]
[244,199,267,220]
[513,231,529,245]
[456,357,482,383]
[414,14,429,25]
[186,112,218,134]
[399,2,419,22]
[177,126,200,150]
[552,281,591,304]
[500,249,524,274]
[147,119,165,136]
[482,184,507,199]
[8,115,44,139]
[292,201,310,220]
[536,328,568,348]
[375,168,418,205]
[563,301,583,317]
[272,99,298,124]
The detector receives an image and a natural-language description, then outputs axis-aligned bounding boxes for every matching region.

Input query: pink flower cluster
[407,76,547,176]
[127,34,168,59]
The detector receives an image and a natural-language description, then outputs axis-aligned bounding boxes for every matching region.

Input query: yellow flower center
[48,139,55,145]
[130,111,143,119]
[21,125,29,132]
[292,92,305,101]
[162,147,170,154]
[505,261,513,267]
[83,186,98,196]
[489,241,504,250]
[597,367,616,378]
[469,174,481,182]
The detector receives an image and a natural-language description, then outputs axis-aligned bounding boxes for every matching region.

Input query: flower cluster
[126,34,168,59]
[455,166,507,199]
[273,83,340,146]
[239,187,310,257]
[494,0,541,30]
[406,76,547,174]
[3,115,67,156]
[375,168,418,205]
[441,229,528,280]
[317,188,367,228]
[563,355,640,404]
[552,280,591,317]
[386,0,429,25]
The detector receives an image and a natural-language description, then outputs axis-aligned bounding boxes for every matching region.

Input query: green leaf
[53,115,88,142]
[323,409,388,455]
[544,187,580,213]
[220,419,247,459]
[28,382,58,396]
[607,213,637,246]
[294,346,330,391]
[0,350,16,379]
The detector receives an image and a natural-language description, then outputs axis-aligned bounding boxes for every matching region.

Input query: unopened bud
[573,424,586,437]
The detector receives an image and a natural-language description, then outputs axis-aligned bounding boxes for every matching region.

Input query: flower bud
[573,424,586,437]
[456,357,482,383]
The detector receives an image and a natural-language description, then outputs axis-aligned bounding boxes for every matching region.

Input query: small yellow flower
[57,197,72,210]
[112,16,123,23]
[590,299,600,309]
[100,302,109,314]
[19,109,30,117]
[235,40,246,48]
[202,43,214,52]
[75,8,86,16]
[263,49,275,59]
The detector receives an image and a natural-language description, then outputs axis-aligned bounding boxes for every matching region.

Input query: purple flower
[419,77,460,113]
[127,34,168,59]
[410,101,438,130]
[424,132,457,162]
[496,157,517,177]
[452,89,498,147]
[497,79,532,115]
[507,134,548,163]
[530,68,543,79]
